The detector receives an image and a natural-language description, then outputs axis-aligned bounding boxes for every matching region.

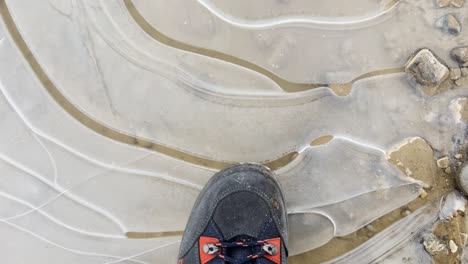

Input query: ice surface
[4,0,467,164]
[0,14,422,260]
[0,0,466,263]
[204,0,394,21]
[133,0,468,83]
[325,202,438,264]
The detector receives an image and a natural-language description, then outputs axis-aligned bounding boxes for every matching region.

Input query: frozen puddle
[131,0,468,83]
[4,0,467,163]
[0,0,466,263]
[199,0,396,23]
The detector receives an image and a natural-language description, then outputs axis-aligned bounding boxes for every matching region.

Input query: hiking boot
[178,163,288,264]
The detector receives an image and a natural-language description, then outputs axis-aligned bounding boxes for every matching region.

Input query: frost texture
[0,0,466,263]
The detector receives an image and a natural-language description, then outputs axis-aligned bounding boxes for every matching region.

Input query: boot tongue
[226,235,257,264]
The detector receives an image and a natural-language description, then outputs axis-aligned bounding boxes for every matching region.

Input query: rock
[456,154,463,159]
[365,224,376,232]
[451,68,462,80]
[405,49,449,94]
[436,14,462,35]
[447,14,462,35]
[423,234,448,255]
[455,77,467,86]
[457,163,468,195]
[462,68,468,77]
[449,240,459,253]
[438,0,466,7]
[420,190,428,199]
[451,0,465,7]
[451,46,468,66]
[445,167,452,174]
[437,157,450,168]
[437,0,451,7]
[401,209,412,216]
[451,98,468,122]
[462,233,468,242]
[405,167,413,176]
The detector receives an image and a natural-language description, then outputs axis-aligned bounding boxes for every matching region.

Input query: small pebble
[449,240,458,253]
[451,68,462,80]
[451,46,468,66]
[461,68,468,77]
[455,77,466,86]
[456,154,463,159]
[451,0,465,7]
[445,167,452,174]
[447,14,462,35]
[436,14,462,35]
[365,224,376,232]
[438,0,466,7]
[405,49,449,92]
[405,167,413,176]
[401,209,412,216]
[437,0,451,7]
[437,157,450,168]
[423,234,448,255]
[420,190,428,199]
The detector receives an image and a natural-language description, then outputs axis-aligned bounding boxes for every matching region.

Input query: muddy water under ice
[0,0,466,263]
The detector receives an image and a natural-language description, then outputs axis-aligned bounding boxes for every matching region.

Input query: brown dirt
[291,137,464,263]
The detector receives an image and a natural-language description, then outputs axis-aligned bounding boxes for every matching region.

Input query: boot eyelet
[263,244,278,256]
[203,243,218,254]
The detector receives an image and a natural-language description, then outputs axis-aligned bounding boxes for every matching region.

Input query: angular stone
[451,0,465,7]
[436,14,462,35]
[420,189,428,199]
[447,14,462,35]
[445,167,452,174]
[451,46,468,66]
[437,157,450,168]
[455,77,467,86]
[423,234,448,256]
[437,0,465,8]
[449,240,458,253]
[405,49,449,95]
[462,68,468,77]
[437,0,451,7]
[401,209,412,216]
[450,68,462,80]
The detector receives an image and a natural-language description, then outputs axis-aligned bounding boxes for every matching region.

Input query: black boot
[178,163,288,264]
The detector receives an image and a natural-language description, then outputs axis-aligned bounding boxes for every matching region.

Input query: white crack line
[101,240,181,264]
[197,0,400,29]
[0,191,126,239]
[0,220,147,264]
